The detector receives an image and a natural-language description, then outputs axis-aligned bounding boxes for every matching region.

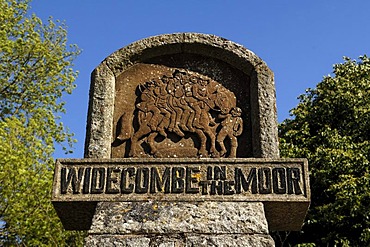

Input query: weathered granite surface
[85,234,274,247]
[89,202,269,234]
[85,202,274,246]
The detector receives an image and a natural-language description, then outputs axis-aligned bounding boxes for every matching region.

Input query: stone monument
[52,33,310,246]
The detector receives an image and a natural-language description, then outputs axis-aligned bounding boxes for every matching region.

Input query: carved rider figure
[180,75,197,132]
[135,81,163,133]
[191,77,212,129]
[167,70,190,136]
[153,77,172,137]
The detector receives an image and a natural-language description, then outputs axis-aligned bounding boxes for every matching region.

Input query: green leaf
[0,0,84,245]
[279,55,370,246]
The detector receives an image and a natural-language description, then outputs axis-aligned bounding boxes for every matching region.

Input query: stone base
[84,202,275,247]
[85,234,274,246]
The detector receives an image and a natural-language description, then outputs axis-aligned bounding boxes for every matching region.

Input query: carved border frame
[84,33,279,159]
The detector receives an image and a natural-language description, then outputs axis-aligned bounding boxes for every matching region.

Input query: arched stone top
[85,33,279,159]
[101,33,271,78]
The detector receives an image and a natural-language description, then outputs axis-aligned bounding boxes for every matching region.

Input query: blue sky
[29,1,370,158]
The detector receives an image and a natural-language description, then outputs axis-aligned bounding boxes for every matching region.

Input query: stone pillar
[85,202,274,246]
[51,33,310,247]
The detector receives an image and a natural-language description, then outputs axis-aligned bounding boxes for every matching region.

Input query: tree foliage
[279,56,370,246]
[0,0,84,245]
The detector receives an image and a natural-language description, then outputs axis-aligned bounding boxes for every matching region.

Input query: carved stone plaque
[113,67,245,159]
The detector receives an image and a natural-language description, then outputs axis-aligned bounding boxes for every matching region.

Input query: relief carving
[116,69,243,158]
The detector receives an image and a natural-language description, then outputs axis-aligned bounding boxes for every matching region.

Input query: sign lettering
[54,159,309,202]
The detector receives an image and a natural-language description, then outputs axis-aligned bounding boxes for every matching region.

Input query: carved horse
[127,86,236,158]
